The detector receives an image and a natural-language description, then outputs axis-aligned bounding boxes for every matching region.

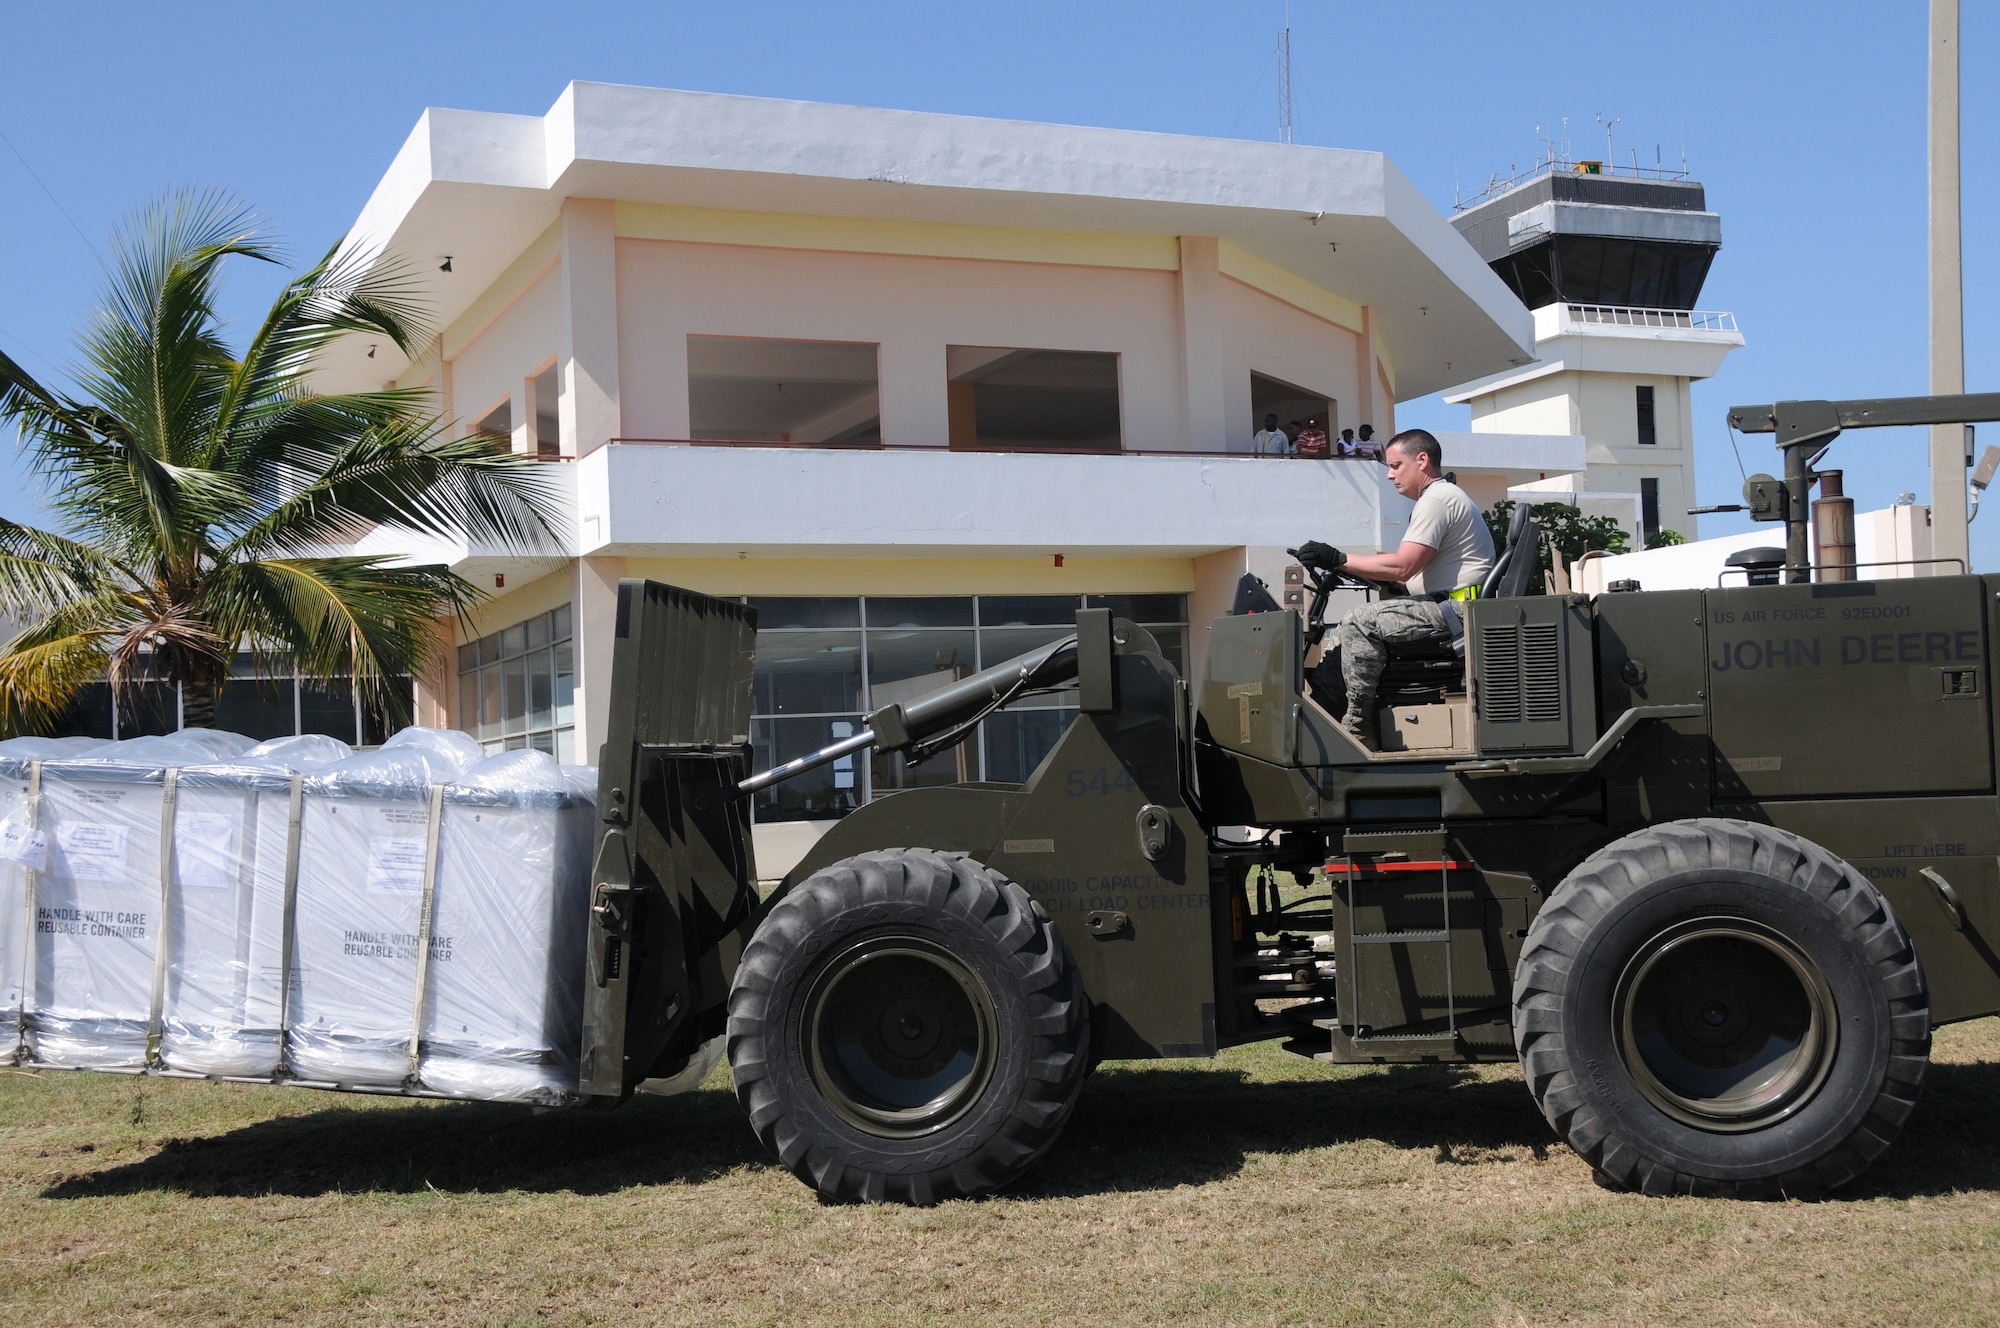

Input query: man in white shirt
[1294,429,1495,743]
[1252,413,1291,456]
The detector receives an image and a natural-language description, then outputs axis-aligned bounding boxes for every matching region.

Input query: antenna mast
[1278,4,1293,144]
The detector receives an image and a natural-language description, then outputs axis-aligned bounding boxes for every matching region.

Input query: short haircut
[1388,428,1442,470]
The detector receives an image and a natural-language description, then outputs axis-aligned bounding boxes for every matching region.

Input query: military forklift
[581,392,2000,1203]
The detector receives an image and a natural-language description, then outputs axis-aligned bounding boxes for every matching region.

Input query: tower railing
[1561,304,1738,334]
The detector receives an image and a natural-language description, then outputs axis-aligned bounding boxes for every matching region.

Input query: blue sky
[2,2,1994,560]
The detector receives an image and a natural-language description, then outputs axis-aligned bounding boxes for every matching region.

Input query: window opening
[532,364,560,457]
[1636,384,1657,446]
[1640,477,1662,539]
[688,336,881,445]
[947,347,1121,453]
[1250,372,1335,455]
[455,603,577,761]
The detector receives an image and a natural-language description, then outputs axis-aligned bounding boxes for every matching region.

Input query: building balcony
[572,438,1408,561]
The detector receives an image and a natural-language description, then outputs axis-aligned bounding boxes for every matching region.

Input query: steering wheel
[1285,547,1386,647]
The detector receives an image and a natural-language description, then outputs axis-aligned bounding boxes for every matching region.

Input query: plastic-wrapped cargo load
[21,731,255,1068]
[419,749,593,1103]
[1,738,106,1056]
[159,734,353,1077]
[287,728,485,1086]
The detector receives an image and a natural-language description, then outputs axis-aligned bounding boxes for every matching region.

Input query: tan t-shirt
[1403,478,1495,595]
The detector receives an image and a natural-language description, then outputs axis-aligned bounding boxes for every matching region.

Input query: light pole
[1930,0,1968,569]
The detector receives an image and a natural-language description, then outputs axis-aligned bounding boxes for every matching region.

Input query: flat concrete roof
[323,82,1534,399]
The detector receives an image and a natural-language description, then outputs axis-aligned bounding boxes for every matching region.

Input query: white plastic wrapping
[0,738,105,1053]
[23,730,255,1067]
[13,725,601,1109]
[419,749,593,1103]
[158,735,353,1076]
[287,733,483,1085]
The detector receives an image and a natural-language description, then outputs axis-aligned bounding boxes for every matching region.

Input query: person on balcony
[1295,429,1493,744]
[1354,424,1381,460]
[1294,417,1330,458]
[1337,428,1358,456]
[1252,413,1292,456]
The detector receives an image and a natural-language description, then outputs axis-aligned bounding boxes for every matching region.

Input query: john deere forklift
[580,392,2000,1203]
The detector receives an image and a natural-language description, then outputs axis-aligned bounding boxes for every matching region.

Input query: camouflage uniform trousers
[1336,596,1453,733]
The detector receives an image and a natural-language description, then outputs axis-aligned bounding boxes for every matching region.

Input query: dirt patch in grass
[2,1019,1996,1326]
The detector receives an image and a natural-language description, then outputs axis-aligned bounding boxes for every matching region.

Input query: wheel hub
[1612,918,1838,1132]
[804,936,997,1138]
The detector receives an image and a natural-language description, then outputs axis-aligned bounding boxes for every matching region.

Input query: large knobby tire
[727,848,1089,1204]
[1513,818,1931,1198]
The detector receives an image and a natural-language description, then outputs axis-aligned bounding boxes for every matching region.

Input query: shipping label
[176,812,238,890]
[0,820,48,870]
[366,835,431,895]
[56,823,130,882]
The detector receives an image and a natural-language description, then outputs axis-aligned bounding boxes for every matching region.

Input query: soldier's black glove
[1295,540,1346,572]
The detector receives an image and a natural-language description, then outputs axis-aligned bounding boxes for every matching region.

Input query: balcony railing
[592,437,1388,461]
[1562,304,1739,333]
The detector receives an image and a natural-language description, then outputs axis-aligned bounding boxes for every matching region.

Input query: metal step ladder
[1330,827,1463,1052]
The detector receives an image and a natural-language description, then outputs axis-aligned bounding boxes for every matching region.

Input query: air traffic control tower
[1441,154,1744,544]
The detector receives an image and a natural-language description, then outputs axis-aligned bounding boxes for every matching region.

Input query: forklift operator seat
[1361,505,1540,702]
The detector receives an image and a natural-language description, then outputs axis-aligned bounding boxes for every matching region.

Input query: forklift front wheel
[727,848,1089,1204]
[1514,818,1931,1198]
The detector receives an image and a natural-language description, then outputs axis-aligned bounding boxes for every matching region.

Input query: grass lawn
[1,1019,1996,1326]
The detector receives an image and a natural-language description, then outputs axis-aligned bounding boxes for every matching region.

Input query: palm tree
[0,190,559,735]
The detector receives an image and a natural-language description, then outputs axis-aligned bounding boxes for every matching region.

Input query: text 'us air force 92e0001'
[14,392,2000,1203]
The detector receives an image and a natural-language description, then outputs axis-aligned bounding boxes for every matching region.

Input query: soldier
[1296,428,1493,743]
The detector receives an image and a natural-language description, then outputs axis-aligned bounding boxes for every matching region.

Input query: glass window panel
[1145,626,1189,681]
[529,731,556,755]
[977,626,1076,705]
[477,635,495,667]
[749,597,860,629]
[56,681,116,740]
[978,595,1079,627]
[1086,594,1188,625]
[527,612,551,650]
[873,730,979,797]
[299,677,357,743]
[980,708,1078,784]
[214,674,296,742]
[229,651,259,678]
[865,629,976,710]
[751,716,865,823]
[753,629,862,713]
[556,728,576,764]
[501,656,528,734]
[501,623,528,658]
[552,603,572,641]
[529,649,554,730]
[864,597,973,628]
[457,642,478,674]
[504,734,528,751]
[458,672,479,737]
[480,664,502,739]
[361,678,410,747]
[553,642,575,726]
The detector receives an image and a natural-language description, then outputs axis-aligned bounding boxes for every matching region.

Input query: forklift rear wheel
[728,847,1089,1204]
[1513,818,1930,1197]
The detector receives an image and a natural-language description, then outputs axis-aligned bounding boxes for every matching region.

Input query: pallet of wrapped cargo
[419,749,593,1103]
[14,732,255,1068]
[158,735,353,1077]
[285,728,486,1087]
[0,737,106,1055]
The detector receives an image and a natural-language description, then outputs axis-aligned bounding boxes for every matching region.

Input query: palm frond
[0,630,111,738]
[0,519,129,617]
[227,416,564,559]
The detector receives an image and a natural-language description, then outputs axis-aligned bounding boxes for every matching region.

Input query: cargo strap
[403,784,447,1086]
[275,774,304,1075]
[146,768,180,1066]
[15,761,42,1064]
